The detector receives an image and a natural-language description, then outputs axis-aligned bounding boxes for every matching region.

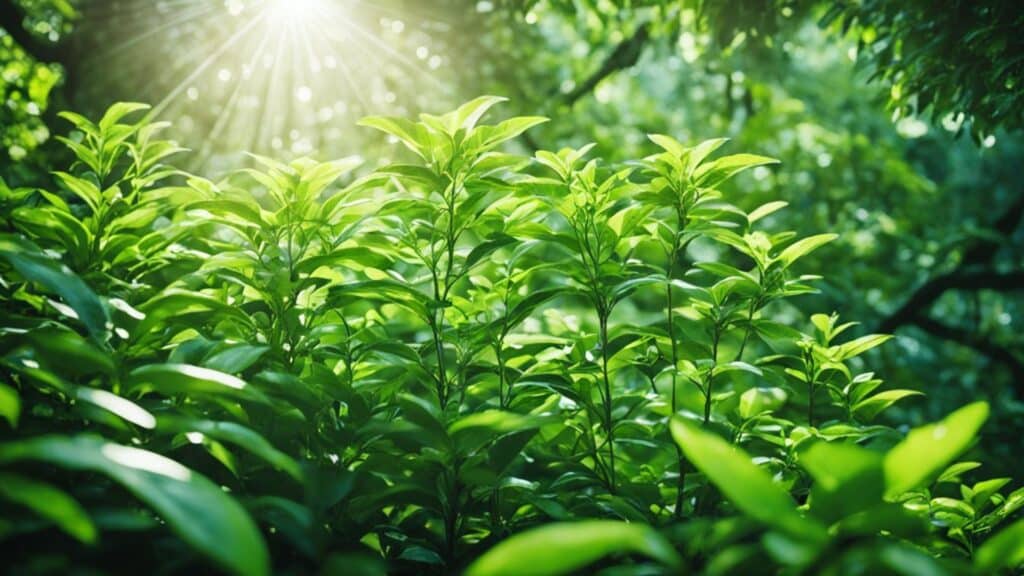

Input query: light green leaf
[0,472,97,543]
[465,520,681,576]
[748,201,788,224]
[852,389,923,421]
[76,387,156,429]
[739,387,788,419]
[884,402,989,498]
[647,133,687,157]
[693,153,779,188]
[448,410,553,436]
[687,137,731,169]
[975,518,1024,572]
[58,111,99,138]
[297,156,362,200]
[454,95,507,132]
[0,235,109,337]
[800,441,885,523]
[775,234,838,267]
[835,334,892,360]
[161,418,302,481]
[671,418,825,543]
[203,345,270,374]
[136,290,254,336]
[936,461,982,484]
[98,102,150,132]
[126,364,270,404]
[357,116,427,159]
[0,435,269,576]
[26,327,115,375]
[0,383,19,427]
[469,116,549,151]
[54,172,102,213]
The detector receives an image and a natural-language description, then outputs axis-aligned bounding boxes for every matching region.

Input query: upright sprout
[532,145,656,493]
[358,96,546,564]
[359,96,546,413]
[638,135,778,514]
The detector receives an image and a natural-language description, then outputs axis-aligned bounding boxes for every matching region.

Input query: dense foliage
[1,100,1022,575]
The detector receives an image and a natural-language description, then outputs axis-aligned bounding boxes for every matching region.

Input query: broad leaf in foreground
[465,520,682,576]
[0,435,269,576]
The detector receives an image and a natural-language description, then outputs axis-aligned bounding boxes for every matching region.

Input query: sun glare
[267,0,330,26]
[73,0,452,171]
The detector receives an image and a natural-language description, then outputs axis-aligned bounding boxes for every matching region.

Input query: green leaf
[688,137,731,169]
[187,199,265,228]
[357,116,427,159]
[647,133,688,157]
[297,156,362,200]
[671,417,825,543]
[203,345,270,373]
[76,387,157,429]
[26,327,115,376]
[738,387,787,419]
[55,136,100,173]
[160,418,302,481]
[852,389,923,421]
[469,116,549,151]
[464,520,681,576]
[126,364,270,405]
[775,234,838,267]
[0,383,20,427]
[835,334,892,360]
[975,518,1024,572]
[53,172,102,213]
[970,477,1010,510]
[693,153,779,188]
[454,95,507,131]
[449,411,552,456]
[0,235,109,337]
[936,461,982,484]
[136,290,254,335]
[0,435,269,576]
[0,472,97,543]
[883,402,989,499]
[748,201,788,224]
[58,111,99,138]
[464,234,518,271]
[448,410,552,436]
[800,441,885,523]
[98,102,150,132]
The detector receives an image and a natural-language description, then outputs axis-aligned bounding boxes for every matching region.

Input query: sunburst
[72,0,458,172]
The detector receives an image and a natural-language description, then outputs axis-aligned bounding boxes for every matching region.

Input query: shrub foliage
[0,99,1021,575]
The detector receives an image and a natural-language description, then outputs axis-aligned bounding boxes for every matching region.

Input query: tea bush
[0,99,1021,575]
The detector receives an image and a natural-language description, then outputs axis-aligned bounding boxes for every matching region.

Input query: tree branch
[910,315,1024,384]
[879,192,1024,333]
[563,22,650,107]
[0,0,62,63]
[520,22,651,152]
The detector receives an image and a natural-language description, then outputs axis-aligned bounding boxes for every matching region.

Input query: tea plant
[0,99,1021,576]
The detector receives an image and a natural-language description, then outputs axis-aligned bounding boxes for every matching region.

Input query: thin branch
[879,192,1024,333]
[0,0,62,63]
[563,22,650,108]
[910,315,1024,384]
[519,21,651,152]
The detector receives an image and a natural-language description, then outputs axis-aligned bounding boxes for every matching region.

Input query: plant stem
[666,239,688,517]
[443,462,463,566]
[735,299,758,362]
[495,341,507,408]
[430,316,448,409]
[599,311,616,493]
[808,382,815,427]
[703,325,721,426]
